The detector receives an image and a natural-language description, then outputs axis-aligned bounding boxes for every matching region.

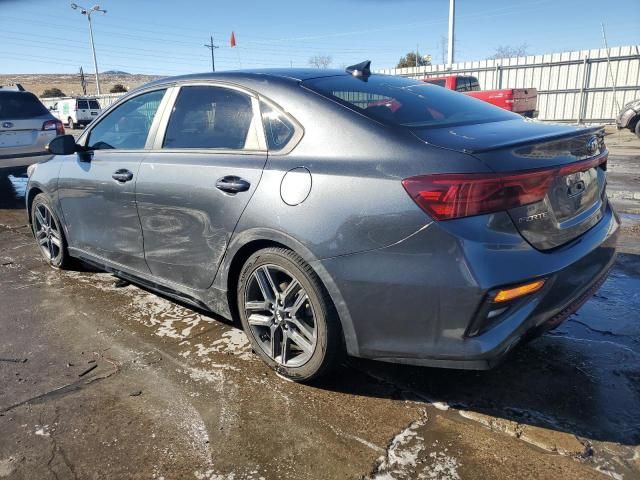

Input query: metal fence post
[577,55,590,124]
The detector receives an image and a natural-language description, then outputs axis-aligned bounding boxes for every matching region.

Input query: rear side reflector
[402,153,607,221]
[493,279,545,303]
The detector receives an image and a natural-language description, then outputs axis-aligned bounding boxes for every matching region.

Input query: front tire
[237,247,343,382]
[31,194,71,269]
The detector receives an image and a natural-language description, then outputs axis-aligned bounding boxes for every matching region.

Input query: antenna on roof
[346,60,371,78]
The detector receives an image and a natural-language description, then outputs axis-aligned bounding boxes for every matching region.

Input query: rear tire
[237,247,343,382]
[31,194,71,269]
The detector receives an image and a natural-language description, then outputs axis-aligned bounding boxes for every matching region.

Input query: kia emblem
[586,136,599,156]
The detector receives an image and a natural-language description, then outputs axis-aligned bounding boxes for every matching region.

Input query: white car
[51,97,101,129]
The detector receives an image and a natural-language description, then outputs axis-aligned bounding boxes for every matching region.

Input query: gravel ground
[0,129,638,480]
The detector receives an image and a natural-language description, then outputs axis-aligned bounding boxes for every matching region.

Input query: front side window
[260,101,295,150]
[163,86,259,150]
[87,89,166,150]
[304,74,516,129]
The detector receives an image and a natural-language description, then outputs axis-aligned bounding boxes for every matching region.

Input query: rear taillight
[42,119,65,136]
[402,153,607,221]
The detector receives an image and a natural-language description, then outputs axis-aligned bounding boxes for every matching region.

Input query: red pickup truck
[423,75,538,118]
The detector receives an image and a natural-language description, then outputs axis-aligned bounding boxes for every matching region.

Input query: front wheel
[237,247,343,382]
[31,194,71,269]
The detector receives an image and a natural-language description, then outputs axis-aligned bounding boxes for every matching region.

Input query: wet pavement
[1,131,639,479]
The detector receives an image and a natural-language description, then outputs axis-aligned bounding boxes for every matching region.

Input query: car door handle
[216,176,251,193]
[112,169,134,183]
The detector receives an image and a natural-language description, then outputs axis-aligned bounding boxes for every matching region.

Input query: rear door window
[77,100,89,109]
[0,92,50,120]
[163,86,259,150]
[87,89,166,150]
[455,77,469,92]
[89,100,101,109]
[304,75,516,128]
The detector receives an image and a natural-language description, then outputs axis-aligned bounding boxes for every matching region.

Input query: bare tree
[308,55,332,69]
[487,44,529,60]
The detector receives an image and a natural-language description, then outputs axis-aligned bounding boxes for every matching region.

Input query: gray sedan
[26,64,619,381]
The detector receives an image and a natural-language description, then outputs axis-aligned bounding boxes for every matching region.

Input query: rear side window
[469,77,480,91]
[260,102,295,150]
[163,86,259,150]
[77,100,89,109]
[87,89,166,150]
[0,92,49,120]
[304,75,516,128]
[89,100,100,109]
[426,79,446,87]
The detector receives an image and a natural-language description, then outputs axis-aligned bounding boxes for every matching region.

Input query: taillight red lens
[42,120,65,136]
[403,153,608,221]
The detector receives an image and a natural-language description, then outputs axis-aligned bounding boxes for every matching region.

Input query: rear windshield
[425,79,446,87]
[304,75,516,128]
[0,92,50,120]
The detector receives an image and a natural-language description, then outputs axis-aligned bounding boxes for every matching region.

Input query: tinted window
[261,102,295,150]
[77,100,89,109]
[87,89,166,150]
[455,77,469,92]
[0,92,49,120]
[163,86,258,150]
[468,77,480,91]
[426,79,446,87]
[304,75,516,128]
[89,100,101,109]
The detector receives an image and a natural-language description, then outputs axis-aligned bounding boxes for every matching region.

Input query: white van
[51,97,102,129]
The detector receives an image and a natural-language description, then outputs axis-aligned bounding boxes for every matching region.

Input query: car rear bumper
[0,151,53,168]
[317,202,619,369]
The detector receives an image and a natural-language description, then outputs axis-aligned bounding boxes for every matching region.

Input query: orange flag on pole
[230,31,237,48]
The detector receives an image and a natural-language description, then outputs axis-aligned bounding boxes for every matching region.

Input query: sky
[0,0,638,75]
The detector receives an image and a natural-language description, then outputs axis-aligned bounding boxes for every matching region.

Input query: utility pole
[204,35,219,72]
[447,0,455,67]
[71,3,106,95]
[416,44,419,69]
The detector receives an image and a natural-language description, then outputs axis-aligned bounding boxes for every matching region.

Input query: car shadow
[0,166,28,210]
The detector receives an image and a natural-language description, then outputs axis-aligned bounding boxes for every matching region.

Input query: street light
[70,3,107,95]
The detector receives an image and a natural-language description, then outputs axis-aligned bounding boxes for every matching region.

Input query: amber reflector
[493,279,546,303]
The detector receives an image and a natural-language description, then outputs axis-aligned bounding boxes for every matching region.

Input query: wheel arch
[218,229,360,357]
[26,186,45,225]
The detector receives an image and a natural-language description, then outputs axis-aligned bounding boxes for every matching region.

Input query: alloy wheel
[33,203,63,264]
[244,264,317,367]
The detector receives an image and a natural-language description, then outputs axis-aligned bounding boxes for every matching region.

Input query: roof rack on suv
[0,83,26,92]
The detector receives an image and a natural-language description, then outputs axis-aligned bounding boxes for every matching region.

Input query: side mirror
[46,135,79,155]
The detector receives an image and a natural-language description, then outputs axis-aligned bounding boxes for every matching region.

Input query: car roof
[143,68,351,89]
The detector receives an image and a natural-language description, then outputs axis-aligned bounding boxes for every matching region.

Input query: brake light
[402,153,607,221]
[42,119,65,136]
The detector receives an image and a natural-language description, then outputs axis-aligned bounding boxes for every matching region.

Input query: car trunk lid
[411,119,608,250]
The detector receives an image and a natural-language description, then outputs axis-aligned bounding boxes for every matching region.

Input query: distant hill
[0,73,162,97]
[102,70,131,75]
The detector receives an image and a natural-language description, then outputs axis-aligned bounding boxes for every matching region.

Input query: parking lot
[0,129,639,480]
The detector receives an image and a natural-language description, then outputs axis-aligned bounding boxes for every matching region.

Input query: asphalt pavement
[0,130,639,479]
